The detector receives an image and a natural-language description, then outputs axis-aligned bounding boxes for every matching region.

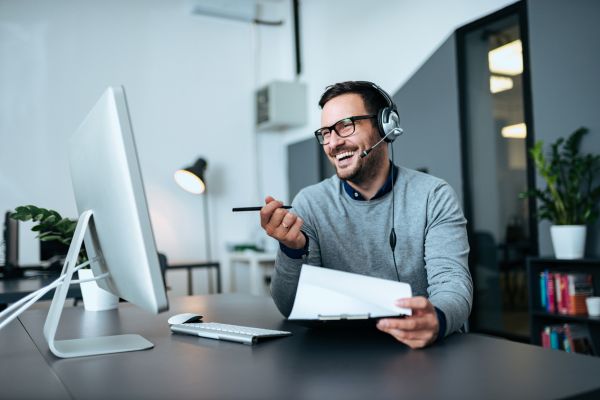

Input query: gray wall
[287,138,335,201]
[527,0,600,256]
[392,35,464,201]
[392,0,600,258]
[288,138,321,202]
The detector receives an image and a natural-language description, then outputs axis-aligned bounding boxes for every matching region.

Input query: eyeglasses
[314,115,376,145]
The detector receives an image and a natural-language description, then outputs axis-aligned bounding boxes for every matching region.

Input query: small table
[225,252,276,295]
[167,261,221,295]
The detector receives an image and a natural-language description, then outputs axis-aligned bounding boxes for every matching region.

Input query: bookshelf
[527,257,600,356]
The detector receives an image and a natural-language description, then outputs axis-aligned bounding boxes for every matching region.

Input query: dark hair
[318,81,389,115]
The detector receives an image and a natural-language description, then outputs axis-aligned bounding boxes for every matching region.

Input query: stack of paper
[288,265,412,320]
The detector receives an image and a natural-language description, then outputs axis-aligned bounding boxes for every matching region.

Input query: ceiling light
[488,40,523,76]
[490,75,514,94]
[502,123,527,139]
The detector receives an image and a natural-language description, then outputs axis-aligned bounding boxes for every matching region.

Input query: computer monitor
[43,86,168,358]
[2,211,19,277]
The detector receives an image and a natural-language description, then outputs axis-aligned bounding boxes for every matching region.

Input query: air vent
[256,81,306,131]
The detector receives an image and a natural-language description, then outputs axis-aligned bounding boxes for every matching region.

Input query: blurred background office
[1,0,599,342]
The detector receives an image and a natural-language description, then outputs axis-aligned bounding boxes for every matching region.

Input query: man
[260,81,472,349]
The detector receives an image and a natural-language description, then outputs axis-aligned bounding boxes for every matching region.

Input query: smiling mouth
[335,151,355,162]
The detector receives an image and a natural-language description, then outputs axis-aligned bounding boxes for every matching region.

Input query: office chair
[158,252,169,291]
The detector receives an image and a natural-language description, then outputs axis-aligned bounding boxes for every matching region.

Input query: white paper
[288,265,412,320]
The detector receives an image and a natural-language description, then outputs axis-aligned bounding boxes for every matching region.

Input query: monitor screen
[68,86,168,314]
[3,211,19,269]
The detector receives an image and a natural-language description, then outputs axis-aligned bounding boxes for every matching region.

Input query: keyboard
[170,322,292,345]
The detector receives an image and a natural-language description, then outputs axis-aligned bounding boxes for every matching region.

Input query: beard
[329,143,387,184]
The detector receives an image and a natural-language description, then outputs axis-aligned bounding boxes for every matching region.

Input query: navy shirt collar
[342,162,399,201]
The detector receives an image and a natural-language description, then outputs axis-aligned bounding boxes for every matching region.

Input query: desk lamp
[174,158,212,261]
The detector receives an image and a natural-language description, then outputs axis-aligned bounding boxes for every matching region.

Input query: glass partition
[457,3,537,340]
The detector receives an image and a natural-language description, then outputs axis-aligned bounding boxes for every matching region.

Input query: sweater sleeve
[269,190,322,317]
[424,183,473,337]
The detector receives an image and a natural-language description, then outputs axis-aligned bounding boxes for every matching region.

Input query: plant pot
[78,269,119,311]
[550,225,586,259]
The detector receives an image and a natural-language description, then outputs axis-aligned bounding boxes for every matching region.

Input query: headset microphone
[360,128,403,158]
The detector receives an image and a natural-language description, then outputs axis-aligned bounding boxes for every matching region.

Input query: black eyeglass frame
[314,114,376,145]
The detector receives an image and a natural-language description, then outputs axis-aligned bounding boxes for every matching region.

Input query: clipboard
[287,265,412,327]
[290,312,407,329]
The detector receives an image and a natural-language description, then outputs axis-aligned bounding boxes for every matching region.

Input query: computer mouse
[167,313,203,325]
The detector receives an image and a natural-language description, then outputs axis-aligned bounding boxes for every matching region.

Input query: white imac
[43,86,169,358]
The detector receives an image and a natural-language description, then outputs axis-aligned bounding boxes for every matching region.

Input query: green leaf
[40,235,62,242]
[43,214,57,225]
[524,126,599,224]
[33,212,45,222]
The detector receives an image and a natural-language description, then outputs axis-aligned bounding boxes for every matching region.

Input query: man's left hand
[376,296,439,349]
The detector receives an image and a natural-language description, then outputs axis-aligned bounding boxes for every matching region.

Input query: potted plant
[521,127,600,259]
[10,205,118,310]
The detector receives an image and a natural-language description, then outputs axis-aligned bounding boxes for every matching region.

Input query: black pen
[232,206,292,212]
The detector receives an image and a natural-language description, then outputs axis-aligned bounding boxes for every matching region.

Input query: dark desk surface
[10,294,600,400]
[0,319,70,399]
[0,272,81,304]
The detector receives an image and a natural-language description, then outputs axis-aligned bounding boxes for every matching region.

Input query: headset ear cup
[377,107,390,139]
[384,110,401,142]
[380,107,401,142]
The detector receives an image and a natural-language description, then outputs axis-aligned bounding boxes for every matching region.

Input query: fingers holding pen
[281,212,296,230]
[283,213,302,236]
[260,197,284,229]
[259,196,305,249]
[281,214,305,249]
[260,197,291,234]
[268,208,288,233]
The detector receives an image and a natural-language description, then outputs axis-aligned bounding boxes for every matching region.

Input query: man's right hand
[260,196,306,250]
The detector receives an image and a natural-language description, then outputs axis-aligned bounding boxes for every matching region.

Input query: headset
[360,81,403,143]
[358,82,404,159]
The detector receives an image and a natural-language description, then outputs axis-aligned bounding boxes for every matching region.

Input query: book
[540,272,547,309]
[563,323,596,356]
[567,273,594,315]
[541,326,551,348]
[549,326,561,349]
[546,272,556,313]
[541,323,596,356]
[558,274,569,315]
[540,271,594,316]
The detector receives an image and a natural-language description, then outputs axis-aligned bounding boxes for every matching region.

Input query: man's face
[320,93,381,181]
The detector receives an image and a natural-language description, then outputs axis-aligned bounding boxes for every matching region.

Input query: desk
[167,261,221,295]
[0,319,70,399]
[0,272,81,305]
[8,294,600,399]
[225,252,276,295]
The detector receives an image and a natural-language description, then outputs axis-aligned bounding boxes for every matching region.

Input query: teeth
[335,151,355,160]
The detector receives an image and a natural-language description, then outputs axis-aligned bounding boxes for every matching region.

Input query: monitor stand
[43,210,154,358]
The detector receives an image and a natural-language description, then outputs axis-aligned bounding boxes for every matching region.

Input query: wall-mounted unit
[256,81,306,131]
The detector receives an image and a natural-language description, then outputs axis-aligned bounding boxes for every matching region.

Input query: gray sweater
[270,166,473,337]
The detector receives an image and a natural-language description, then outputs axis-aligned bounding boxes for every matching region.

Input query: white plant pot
[78,269,119,311]
[550,225,586,259]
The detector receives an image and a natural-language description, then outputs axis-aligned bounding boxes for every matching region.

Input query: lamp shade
[174,158,207,194]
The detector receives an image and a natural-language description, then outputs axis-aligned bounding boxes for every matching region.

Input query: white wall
[1,0,514,293]
[276,0,516,145]
[0,0,293,294]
